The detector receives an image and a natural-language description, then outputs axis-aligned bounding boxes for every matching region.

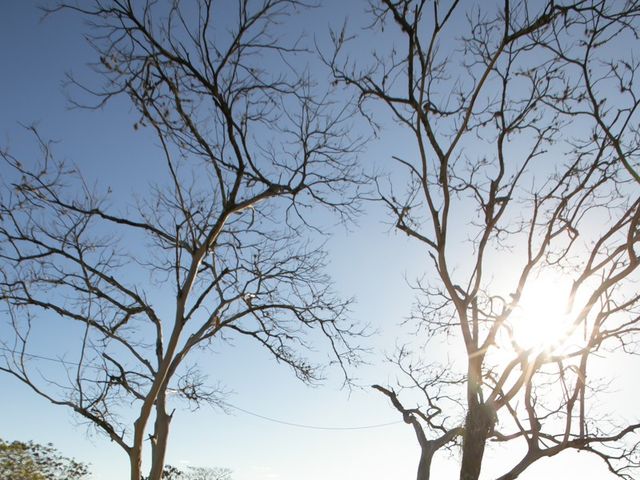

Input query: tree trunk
[459,400,495,480]
[148,393,172,480]
[130,445,143,480]
[417,448,434,480]
[131,411,151,480]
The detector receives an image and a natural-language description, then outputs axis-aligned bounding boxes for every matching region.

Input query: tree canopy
[0,438,89,480]
[328,0,640,479]
[0,1,365,479]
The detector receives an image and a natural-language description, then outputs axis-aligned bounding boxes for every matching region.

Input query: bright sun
[508,273,575,353]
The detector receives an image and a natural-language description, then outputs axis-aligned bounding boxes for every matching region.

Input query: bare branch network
[326,1,640,479]
[2,1,640,480]
[0,2,367,480]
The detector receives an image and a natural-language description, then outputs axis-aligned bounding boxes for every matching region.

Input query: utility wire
[222,402,402,430]
[0,345,403,431]
[0,345,82,366]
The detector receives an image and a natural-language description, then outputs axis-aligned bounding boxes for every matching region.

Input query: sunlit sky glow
[509,272,575,352]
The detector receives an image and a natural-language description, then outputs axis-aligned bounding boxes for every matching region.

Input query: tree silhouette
[329,1,640,479]
[0,2,365,480]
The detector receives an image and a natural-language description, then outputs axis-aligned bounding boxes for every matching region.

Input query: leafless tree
[329,1,640,479]
[0,2,366,480]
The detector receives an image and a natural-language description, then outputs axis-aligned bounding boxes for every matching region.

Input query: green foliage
[0,438,89,480]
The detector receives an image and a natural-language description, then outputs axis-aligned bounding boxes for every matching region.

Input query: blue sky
[0,2,633,480]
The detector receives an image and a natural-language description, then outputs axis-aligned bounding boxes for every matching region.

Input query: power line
[222,402,402,430]
[0,345,83,367]
[0,345,403,431]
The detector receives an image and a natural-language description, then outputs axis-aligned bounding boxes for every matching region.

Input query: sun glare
[508,273,575,353]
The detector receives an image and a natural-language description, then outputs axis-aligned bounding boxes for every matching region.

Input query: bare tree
[0,2,365,480]
[329,1,640,479]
